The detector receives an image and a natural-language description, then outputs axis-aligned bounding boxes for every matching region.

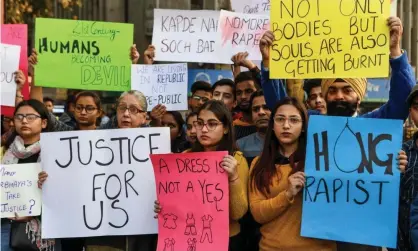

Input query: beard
[327,101,358,117]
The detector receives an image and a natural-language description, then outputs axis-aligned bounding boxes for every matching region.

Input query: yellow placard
[269,0,390,79]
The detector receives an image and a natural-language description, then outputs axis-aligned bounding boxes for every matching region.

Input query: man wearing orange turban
[320,78,367,116]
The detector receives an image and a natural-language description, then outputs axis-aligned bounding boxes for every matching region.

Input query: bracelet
[229,176,239,183]
[16,94,24,99]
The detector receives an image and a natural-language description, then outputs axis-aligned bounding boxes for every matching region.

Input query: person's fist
[260,31,274,61]
[130,44,140,64]
[144,45,156,65]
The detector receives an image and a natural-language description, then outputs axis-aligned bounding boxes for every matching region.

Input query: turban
[321,78,367,101]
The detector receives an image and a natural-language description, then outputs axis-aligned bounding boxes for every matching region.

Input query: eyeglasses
[192,95,210,103]
[117,105,145,115]
[75,105,98,114]
[14,114,41,122]
[252,105,270,113]
[273,116,302,126]
[193,120,223,131]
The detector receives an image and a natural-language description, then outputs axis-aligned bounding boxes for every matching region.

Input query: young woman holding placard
[1,99,60,251]
[248,97,336,251]
[155,100,249,251]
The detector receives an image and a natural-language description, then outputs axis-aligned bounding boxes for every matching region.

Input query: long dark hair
[166,111,186,153]
[250,97,308,196]
[191,100,236,155]
[5,99,54,150]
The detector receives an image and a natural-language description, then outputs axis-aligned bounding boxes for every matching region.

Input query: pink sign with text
[1,24,28,116]
[151,152,229,251]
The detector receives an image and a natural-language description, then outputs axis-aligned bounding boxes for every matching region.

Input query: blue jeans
[1,222,12,251]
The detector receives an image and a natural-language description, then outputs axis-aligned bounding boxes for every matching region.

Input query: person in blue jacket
[259,16,415,121]
[411,194,418,250]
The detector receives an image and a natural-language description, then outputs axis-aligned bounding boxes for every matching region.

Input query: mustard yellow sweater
[183,150,249,237]
[249,158,336,251]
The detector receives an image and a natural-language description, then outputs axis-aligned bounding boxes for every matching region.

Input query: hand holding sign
[144,45,156,65]
[259,31,274,67]
[221,155,239,181]
[130,44,140,64]
[15,70,26,92]
[286,171,306,199]
[388,17,403,57]
[397,150,408,173]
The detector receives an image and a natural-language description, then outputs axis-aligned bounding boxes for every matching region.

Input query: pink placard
[151,152,230,251]
[1,24,28,116]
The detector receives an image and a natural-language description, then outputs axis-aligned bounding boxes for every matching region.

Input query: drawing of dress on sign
[163,238,175,251]
[187,238,197,251]
[184,213,197,235]
[163,213,178,229]
[200,215,213,243]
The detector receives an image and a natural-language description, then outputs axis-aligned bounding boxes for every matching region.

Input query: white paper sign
[131,63,188,111]
[1,43,20,107]
[152,9,230,64]
[1,163,42,218]
[40,128,171,238]
[231,0,270,14]
[219,10,269,61]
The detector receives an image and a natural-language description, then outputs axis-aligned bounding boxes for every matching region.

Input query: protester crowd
[1,15,418,251]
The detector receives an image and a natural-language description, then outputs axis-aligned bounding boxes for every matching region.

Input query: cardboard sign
[0,44,20,107]
[1,24,29,116]
[219,10,269,61]
[151,152,229,251]
[131,63,188,111]
[231,0,271,14]
[35,18,133,91]
[301,116,402,248]
[269,0,390,79]
[152,9,230,64]
[40,128,171,238]
[1,163,42,218]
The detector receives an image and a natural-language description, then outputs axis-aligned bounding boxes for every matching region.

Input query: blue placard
[301,116,403,248]
[187,69,234,96]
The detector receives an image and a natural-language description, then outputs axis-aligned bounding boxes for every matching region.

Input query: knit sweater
[249,158,336,251]
[229,151,249,237]
[184,149,249,237]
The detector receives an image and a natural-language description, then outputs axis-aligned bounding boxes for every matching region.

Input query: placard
[35,18,133,91]
[1,24,28,116]
[219,10,269,61]
[150,152,229,251]
[131,63,188,111]
[301,116,402,248]
[269,0,390,79]
[152,9,230,64]
[1,44,20,107]
[231,0,270,14]
[40,128,171,238]
[1,163,42,218]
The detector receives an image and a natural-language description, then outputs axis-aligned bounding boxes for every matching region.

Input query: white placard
[152,9,230,64]
[1,43,20,107]
[40,128,171,238]
[131,63,188,111]
[231,0,270,14]
[1,163,42,218]
[219,10,269,61]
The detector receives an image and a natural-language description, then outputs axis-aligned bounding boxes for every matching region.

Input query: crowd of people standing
[1,15,418,251]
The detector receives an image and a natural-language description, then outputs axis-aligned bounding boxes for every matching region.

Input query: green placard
[35,18,133,91]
